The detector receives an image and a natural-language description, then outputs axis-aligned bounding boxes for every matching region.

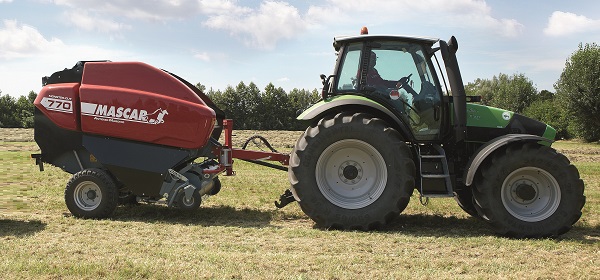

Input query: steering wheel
[396,74,413,89]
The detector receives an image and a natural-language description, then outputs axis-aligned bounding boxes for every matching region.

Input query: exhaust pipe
[440,36,467,143]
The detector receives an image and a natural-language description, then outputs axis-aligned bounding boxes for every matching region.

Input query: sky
[1,0,599,98]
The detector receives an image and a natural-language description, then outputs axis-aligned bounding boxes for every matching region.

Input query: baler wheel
[174,188,201,211]
[64,168,119,219]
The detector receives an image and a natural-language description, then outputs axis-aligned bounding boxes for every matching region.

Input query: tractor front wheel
[472,143,585,238]
[65,168,119,219]
[289,112,415,230]
[454,188,479,218]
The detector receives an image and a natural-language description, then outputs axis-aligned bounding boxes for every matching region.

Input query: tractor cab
[322,34,447,141]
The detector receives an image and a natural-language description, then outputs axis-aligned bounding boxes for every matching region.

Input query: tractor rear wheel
[472,143,585,238]
[65,168,119,219]
[289,112,415,230]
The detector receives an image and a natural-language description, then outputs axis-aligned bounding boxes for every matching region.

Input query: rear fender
[463,134,554,186]
[298,95,412,139]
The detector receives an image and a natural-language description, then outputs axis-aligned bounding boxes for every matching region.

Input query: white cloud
[277,77,290,82]
[199,0,251,15]
[544,11,600,36]
[0,0,14,3]
[0,20,65,59]
[64,9,132,33]
[0,39,132,96]
[203,1,307,50]
[52,0,201,21]
[0,19,133,96]
[194,52,211,61]
[46,0,524,51]
[308,0,523,37]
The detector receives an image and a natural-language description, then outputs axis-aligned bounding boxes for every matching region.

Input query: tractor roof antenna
[360,26,368,35]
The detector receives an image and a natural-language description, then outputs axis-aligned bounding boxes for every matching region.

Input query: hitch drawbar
[223,119,290,169]
[221,119,296,208]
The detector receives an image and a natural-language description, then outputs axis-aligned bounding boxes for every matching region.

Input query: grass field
[1,128,599,279]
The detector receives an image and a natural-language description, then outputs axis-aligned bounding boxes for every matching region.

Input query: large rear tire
[472,143,585,238]
[65,168,119,219]
[289,112,415,230]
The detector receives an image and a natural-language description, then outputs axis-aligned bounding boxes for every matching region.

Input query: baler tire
[289,112,415,230]
[174,189,201,211]
[65,168,119,219]
[454,188,479,218]
[472,143,585,238]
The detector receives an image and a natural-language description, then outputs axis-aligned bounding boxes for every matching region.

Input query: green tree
[196,81,319,130]
[537,90,554,102]
[288,88,320,130]
[465,73,537,113]
[195,82,207,92]
[0,93,19,128]
[555,43,600,142]
[523,98,571,139]
[15,91,37,128]
[215,82,262,129]
[258,83,291,130]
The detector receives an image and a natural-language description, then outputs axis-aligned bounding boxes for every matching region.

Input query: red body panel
[78,62,215,149]
[34,83,81,131]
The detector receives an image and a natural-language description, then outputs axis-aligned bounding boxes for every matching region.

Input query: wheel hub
[339,160,362,185]
[183,196,194,206]
[86,190,98,200]
[515,183,536,201]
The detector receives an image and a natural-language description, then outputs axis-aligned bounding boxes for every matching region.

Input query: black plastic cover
[42,61,110,86]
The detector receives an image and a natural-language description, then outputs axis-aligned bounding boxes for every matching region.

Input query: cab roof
[333,34,439,51]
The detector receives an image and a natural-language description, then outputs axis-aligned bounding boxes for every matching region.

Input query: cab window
[367,41,443,140]
[336,42,362,92]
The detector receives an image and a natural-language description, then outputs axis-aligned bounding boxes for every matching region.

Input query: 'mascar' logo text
[81,102,168,125]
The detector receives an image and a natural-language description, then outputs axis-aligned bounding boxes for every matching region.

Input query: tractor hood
[462,103,556,143]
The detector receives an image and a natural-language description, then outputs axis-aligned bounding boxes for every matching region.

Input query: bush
[555,43,600,142]
[465,73,537,113]
[522,99,571,139]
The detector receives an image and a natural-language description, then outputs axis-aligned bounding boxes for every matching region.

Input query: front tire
[454,188,479,218]
[289,112,415,230]
[65,168,119,219]
[472,143,585,238]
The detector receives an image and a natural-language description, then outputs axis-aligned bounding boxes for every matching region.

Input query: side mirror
[320,74,335,100]
[448,36,459,54]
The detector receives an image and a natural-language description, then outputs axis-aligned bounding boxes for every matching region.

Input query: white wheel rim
[315,139,387,209]
[501,167,561,222]
[74,181,102,211]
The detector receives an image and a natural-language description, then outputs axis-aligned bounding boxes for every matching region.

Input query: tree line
[1,43,598,141]
[0,91,37,128]
[198,82,320,131]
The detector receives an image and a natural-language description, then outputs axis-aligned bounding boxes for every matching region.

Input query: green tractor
[288,28,585,238]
